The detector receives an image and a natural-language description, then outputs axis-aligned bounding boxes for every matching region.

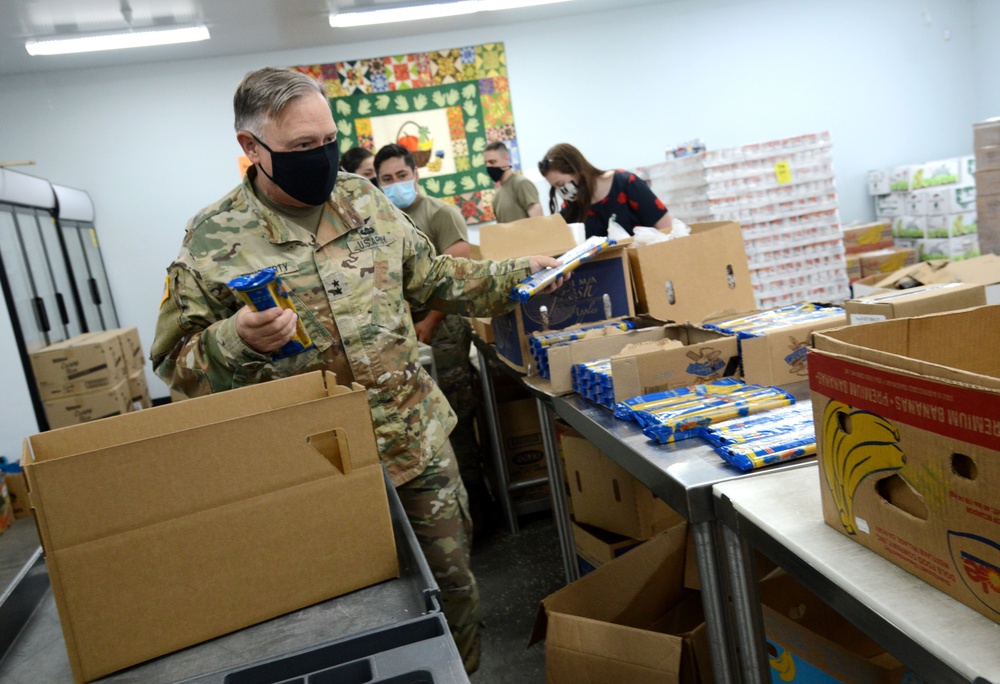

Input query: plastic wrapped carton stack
[975,118,1000,255]
[640,132,850,309]
[868,154,979,262]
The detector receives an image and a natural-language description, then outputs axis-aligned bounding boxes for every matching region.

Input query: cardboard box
[29,331,129,400]
[840,222,893,254]
[854,255,1000,304]
[845,282,986,324]
[733,311,848,387]
[126,369,153,410]
[482,215,635,372]
[958,154,977,186]
[760,571,916,683]
[845,254,862,283]
[110,327,145,373]
[23,371,398,683]
[3,469,30,519]
[42,379,132,429]
[927,185,977,215]
[974,118,1000,149]
[859,247,917,278]
[467,316,494,344]
[904,189,929,216]
[573,521,642,576]
[0,477,14,535]
[808,306,1000,626]
[889,166,914,192]
[916,235,980,262]
[976,169,1000,197]
[976,145,1000,172]
[925,211,977,238]
[561,431,682,540]
[498,398,548,483]
[530,524,713,684]
[890,215,925,239]
[874,193,906,219]
[867,169,890,196]
[913,158,960,189]
[610,325,740,402]
[628,221,756,324]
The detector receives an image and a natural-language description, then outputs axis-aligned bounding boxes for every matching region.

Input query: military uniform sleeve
[151,262,270,397]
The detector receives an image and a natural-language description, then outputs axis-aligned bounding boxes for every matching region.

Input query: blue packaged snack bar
[228,268,313,359]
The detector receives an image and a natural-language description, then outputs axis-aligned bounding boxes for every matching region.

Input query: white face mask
[557,180,579,201]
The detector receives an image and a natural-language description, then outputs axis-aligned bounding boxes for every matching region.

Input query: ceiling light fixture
[25,24,210,56]
[329,0,573,28]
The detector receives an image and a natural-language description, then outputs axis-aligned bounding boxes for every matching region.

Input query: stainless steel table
[551,385,816,684]
[714,465,1000,684]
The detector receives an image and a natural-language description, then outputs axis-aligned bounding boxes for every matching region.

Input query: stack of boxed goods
[975,117,1000,255]
[838,221,903,282]
[641,132,850,309]
[29,327,150,429]
[868,154,979,262]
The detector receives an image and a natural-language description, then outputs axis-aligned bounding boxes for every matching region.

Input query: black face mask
[486,165,508,183]
[252,134,340,206]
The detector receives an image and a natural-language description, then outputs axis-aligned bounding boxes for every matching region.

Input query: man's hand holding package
[529,255,569,294]
[236,306,298,353]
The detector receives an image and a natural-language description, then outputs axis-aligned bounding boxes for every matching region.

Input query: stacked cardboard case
[29,327,150,429]
[640,132,850,309]
[975,117,1000,255]
[868,153,979,261]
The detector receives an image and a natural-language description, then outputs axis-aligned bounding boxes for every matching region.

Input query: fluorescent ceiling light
[330,0,572,28]
[25,25,210,56]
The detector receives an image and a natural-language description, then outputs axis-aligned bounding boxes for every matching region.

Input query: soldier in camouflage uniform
[150,67,562,673]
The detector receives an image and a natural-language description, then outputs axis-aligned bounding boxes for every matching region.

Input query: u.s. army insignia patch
[348,233,396,253]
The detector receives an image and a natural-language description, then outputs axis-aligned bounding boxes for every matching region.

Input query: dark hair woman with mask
[340,147,377,185]
[539,143,671,239]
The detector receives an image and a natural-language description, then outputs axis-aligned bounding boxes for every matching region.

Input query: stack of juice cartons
[975,118,1000,255]
[641,132,849,309]
[868,154,978,262]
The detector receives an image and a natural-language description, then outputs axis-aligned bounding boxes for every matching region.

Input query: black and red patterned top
[560,170,669,238]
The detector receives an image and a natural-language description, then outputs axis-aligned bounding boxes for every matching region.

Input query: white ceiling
[0,0,665,78]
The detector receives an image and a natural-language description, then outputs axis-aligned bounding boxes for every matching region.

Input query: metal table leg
[722,524,770,684]
[536,398,578,583]
[691,521,739,684]
[474,346,518,534]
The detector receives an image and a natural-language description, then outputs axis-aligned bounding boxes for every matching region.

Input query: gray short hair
[233,67,324,135]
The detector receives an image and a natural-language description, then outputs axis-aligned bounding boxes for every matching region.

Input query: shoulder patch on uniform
[160,274,170,309]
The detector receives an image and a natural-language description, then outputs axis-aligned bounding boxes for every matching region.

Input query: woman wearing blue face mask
[539,143,672,239]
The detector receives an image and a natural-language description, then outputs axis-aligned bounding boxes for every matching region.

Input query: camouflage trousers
[396,439,481,673]
[427,315,483,488]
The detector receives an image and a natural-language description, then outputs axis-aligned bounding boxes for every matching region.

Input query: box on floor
[42,378,132,429]
[844,282,986,324]
[760,570,918,683]
[23,371,398,683]
[560,429,682,540]
[478,215,635,372]
[530,523,714,684]
[808,305,1000,626]
[29,330,129,400]
[497,398,548,483]
[573,521,642,576]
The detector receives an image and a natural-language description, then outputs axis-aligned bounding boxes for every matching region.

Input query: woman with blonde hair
[539,143,671,238]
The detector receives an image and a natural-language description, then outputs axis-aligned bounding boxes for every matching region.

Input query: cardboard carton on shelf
[530,524,713,684]
[844,282,986,324]
[29,331,129,401]
[478,215,635,372]
[808,306,1000,626]
[23,371,398,683]
[42,379,132,429]
[561,430,682,540]
[627,220,756,325]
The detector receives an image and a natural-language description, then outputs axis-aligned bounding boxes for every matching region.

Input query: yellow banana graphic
[822,400,905,535]
[769,646,796,681]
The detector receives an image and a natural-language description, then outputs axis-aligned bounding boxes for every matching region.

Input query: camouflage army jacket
[152,169,530,485]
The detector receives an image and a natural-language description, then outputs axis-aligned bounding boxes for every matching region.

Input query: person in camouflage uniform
[374,144,486,518]
[150,67,562,673]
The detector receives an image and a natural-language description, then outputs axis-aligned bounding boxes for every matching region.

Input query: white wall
[0,0,986,405]
[974,0,1000,119]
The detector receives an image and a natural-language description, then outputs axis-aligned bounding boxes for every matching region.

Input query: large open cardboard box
[530,523,713,684]
[844,282,986,324]
[23,371,398,683]
[808,306,1000,625]
[478,215,635,372]
[627,221,756,324]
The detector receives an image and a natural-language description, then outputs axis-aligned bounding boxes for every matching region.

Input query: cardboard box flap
[544,611,684,675]
[812,306,1000,390]
[850,282,978,304]
[479,214,576,260]
[25,383,379,551]
[26,371,352,460]
[942,253,1000,285]
[530,524,687,646]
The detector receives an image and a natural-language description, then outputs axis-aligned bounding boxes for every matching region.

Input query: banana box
[840,222,893,255]
[808,305,1000,626]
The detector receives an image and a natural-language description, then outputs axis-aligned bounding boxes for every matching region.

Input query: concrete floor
[470,513,565,683]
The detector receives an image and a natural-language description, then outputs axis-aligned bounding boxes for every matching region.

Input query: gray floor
[470,513,564,682]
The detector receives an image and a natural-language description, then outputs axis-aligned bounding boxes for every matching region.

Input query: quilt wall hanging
[294,42,520,224]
